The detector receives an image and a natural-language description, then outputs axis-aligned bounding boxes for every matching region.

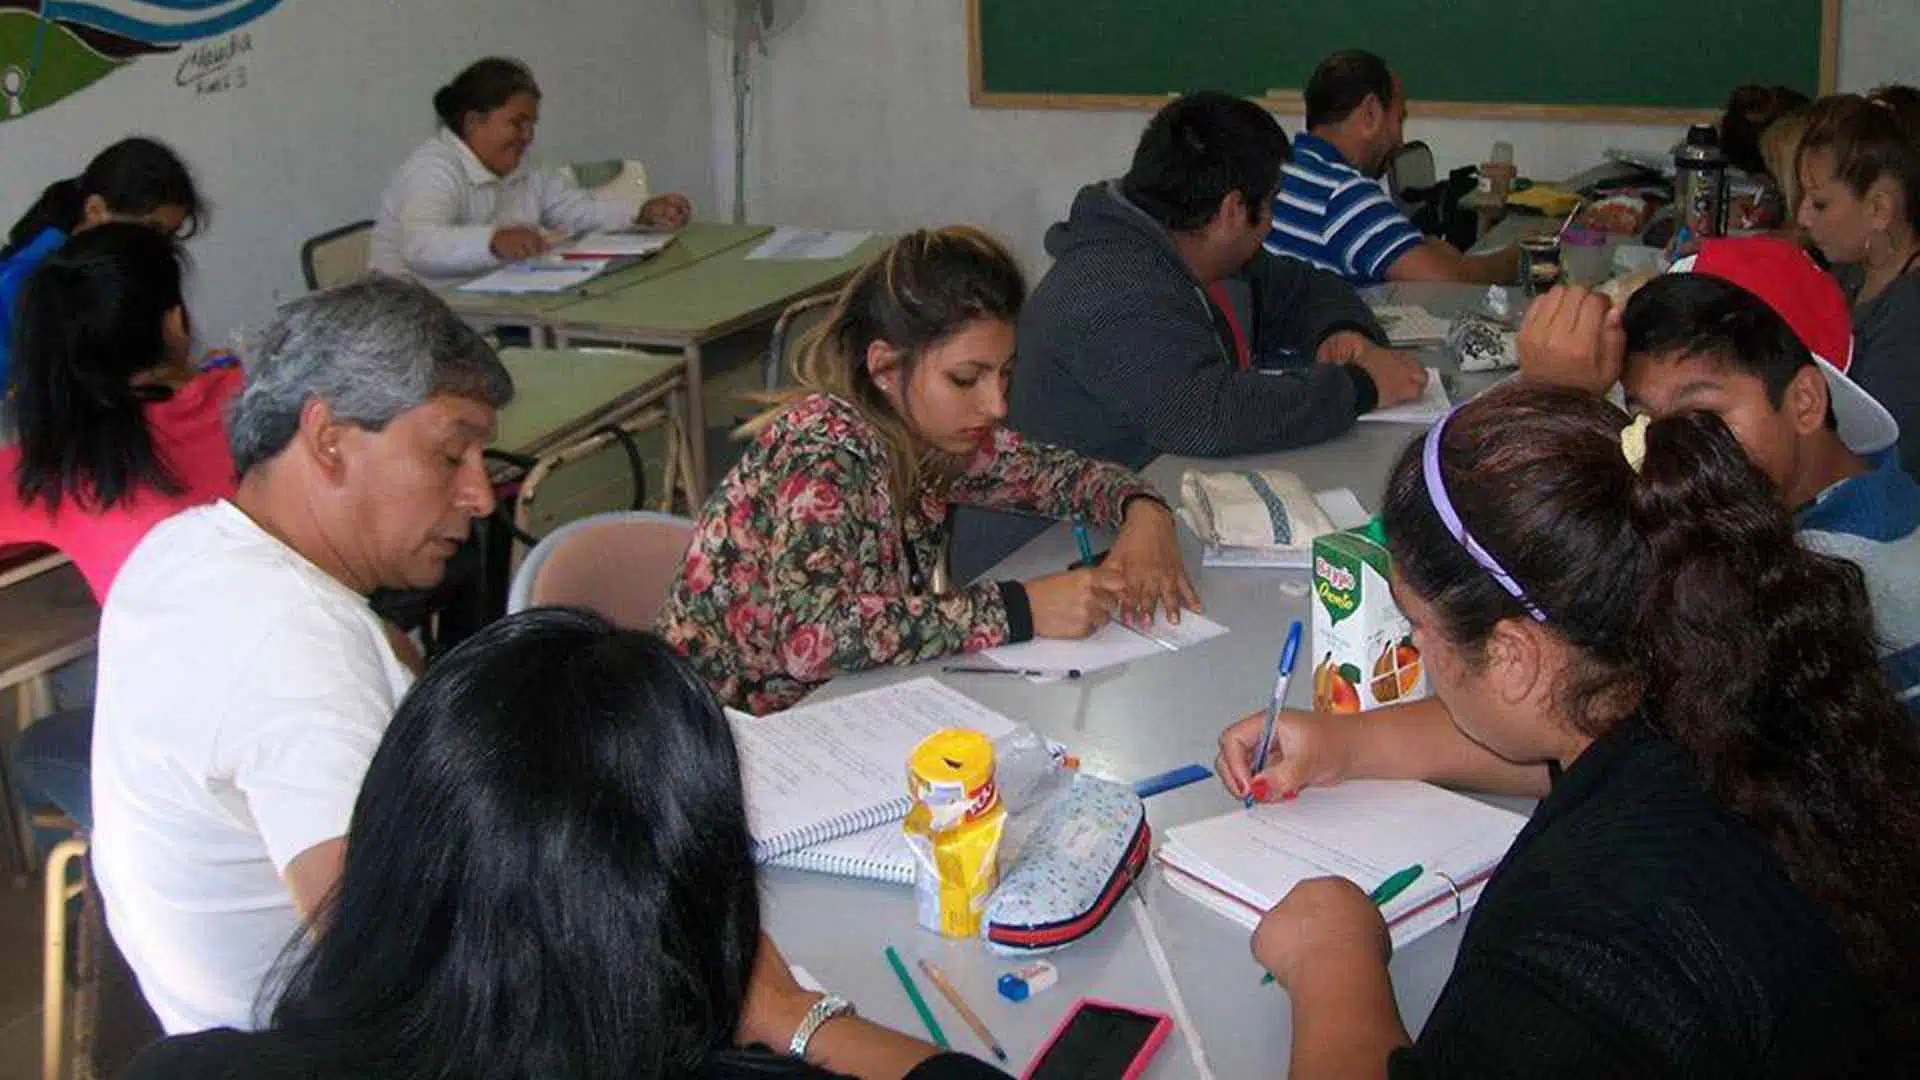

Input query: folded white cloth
[1181,469,1334,551]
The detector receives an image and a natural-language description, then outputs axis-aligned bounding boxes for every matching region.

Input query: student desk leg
[682,341,708,499]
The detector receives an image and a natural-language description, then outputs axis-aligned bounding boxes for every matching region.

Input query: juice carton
[903,729,1006,937]
[1310,518,1427,713]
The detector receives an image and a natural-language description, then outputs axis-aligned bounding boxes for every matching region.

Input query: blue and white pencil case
[983,775,1149,955]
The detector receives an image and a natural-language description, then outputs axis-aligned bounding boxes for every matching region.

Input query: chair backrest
[563,159,650,218]
[763,291,837,391]
[1388,141,1437,206]
[507,511,695,629]
[301,220,374,291]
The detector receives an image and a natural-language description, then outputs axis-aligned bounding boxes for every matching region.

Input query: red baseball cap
[1668,236,1899,456]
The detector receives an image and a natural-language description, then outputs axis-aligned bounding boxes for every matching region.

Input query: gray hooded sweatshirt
[951,180,1387,579]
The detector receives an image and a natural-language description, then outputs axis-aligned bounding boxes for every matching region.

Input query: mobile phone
[1023,999,1172,1080]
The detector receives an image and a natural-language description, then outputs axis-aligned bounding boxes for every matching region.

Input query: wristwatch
[788,993,857,1059]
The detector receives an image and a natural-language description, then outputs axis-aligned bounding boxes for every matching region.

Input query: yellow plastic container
[903,729,1006,938]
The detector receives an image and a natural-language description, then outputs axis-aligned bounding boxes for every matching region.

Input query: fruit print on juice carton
[1310,520,1427,714]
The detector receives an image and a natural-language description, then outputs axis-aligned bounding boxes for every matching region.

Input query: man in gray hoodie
[953,92,1424,579]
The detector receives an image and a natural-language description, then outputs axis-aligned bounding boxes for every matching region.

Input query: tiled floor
[0,326,779,1079]
[0,863,49,1079]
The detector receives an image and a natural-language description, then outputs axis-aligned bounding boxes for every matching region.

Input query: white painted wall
[0,0,714,345]
[715,0,1919,275]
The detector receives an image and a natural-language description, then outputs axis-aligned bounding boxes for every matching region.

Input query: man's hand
[1516,284,1626,396]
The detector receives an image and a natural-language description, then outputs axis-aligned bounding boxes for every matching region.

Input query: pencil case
[983,775,1149,954]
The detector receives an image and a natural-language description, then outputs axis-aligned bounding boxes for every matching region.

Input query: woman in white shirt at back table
[369,56,694,286]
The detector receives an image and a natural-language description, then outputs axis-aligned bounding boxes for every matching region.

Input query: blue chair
[13,707,92,1080]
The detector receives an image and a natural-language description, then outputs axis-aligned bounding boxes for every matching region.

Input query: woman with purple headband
[1215,379,1920,1076]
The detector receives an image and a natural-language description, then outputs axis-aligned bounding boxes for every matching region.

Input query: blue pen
[1072,521,1096,566]
[1246,620,1304,808]
[1135,764,1213,799]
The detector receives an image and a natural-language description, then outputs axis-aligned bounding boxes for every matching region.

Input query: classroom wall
[0,0,715,347]
[714,0,1919,275]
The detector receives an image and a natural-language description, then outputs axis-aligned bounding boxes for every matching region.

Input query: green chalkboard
[969,0,1835,119]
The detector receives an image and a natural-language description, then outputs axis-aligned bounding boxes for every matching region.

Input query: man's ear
[297,398,351,485]
[1783,363,1832,437]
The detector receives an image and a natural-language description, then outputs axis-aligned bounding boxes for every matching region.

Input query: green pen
[1368,863,1424,906]
[1259,864,1426,985]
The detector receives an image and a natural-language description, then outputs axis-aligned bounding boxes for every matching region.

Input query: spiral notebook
[730,678,1017,863]
[766,822,915,885]
[1157,780,1526,950]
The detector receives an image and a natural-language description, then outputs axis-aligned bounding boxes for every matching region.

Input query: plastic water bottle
[1673,124,1729,243]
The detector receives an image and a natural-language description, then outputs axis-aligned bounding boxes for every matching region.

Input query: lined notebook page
[730,678,1017,862]
[1159,781,1526,948]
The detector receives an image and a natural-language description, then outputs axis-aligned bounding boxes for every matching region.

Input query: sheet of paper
[981,610,1229,681]
[1198,488,1370,569]
[746,227,871,261]
[729,678,1017,854]
[456,257,610,294]
[1370,304,1452,346]
[560,231,674,259]
[1357,367,1451,425]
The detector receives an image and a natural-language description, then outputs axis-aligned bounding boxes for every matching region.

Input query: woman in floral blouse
[658,226,1197,713]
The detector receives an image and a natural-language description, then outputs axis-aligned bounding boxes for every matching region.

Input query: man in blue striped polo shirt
[1267,50,1520,287]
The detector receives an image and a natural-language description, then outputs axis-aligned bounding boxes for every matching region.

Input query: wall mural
[0,0,282,121]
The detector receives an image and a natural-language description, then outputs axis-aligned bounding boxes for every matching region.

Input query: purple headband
[1422,407,1548,622]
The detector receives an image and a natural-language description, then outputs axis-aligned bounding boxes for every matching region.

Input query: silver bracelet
[788,993,857,1060]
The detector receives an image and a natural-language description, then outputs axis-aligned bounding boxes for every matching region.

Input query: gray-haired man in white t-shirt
[92,276,514,1034]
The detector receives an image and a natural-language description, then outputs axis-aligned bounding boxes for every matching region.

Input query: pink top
[0,366,241,601]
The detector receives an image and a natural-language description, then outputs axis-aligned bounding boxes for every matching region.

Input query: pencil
[917,959,1008,1062]
[884,946,949,1049]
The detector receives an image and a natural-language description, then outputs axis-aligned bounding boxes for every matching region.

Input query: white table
[761,285,1523,1078]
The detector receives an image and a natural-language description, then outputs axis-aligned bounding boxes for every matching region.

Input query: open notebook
[729,677,1016,863]
[1158,781,1527,950]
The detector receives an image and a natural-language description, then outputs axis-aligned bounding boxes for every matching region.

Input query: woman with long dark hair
[0,136,202,389]
[0,223,237,599]
[1221,380,1920,1075]
[123,608,1002,1080]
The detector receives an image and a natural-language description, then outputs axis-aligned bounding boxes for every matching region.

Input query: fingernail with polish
[1249,776,1270,801]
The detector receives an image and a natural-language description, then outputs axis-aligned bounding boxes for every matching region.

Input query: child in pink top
[0,224,238,600]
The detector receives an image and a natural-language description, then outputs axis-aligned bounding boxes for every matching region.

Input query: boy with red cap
[1522,235,1920,700]
[1213,235,1919,813]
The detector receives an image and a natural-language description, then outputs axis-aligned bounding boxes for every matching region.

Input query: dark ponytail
[12,223,189,514]
[2,137,203,259]
[1384,380,1920,1047]
[432,57,539,135]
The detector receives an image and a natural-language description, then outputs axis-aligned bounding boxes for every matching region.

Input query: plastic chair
[763,291,836,391]
[562,159,651,219]
[507,511,696,629]
[1388,141,1437,209]
[300,220,375,291]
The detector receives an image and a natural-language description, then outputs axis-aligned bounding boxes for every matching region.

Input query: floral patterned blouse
[657,393,1160,713]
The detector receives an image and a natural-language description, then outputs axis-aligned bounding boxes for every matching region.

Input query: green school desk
[442,223,775,342]
[492,346,696,532]
[546,233,890,496]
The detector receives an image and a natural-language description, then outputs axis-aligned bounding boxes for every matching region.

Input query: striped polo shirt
[1797,450,1920,707]
[1265,133,1424,285]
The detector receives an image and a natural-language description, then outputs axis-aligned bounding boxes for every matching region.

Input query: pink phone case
[1021,997,1173,1080]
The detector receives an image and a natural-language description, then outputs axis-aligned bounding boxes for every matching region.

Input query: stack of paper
[1371,304,1453,346]
[560,230,675,259]
[457,257,610,294]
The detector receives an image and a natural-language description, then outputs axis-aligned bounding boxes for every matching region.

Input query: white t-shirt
[91,500,414,1034]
